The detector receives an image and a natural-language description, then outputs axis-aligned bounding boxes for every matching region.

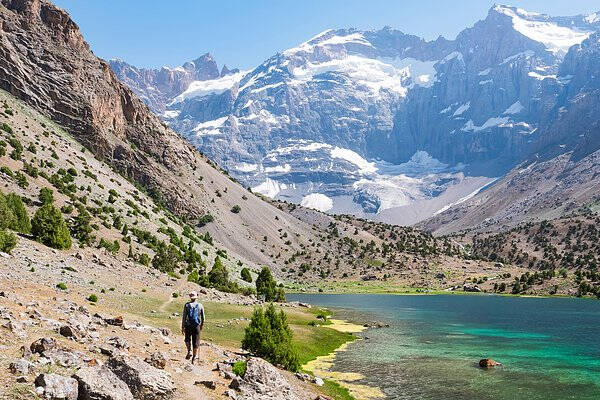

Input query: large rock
[230,357,303,400]
[31,337,57,354]
[35,373,78,400]
[107,355,175,400]
[73,365,134,400]
[9,359,34,375]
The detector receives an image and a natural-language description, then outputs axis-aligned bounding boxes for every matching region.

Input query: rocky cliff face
[111,5,600,225]
[109,54,234,113]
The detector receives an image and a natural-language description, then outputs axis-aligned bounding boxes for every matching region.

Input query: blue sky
[54,1,600,70]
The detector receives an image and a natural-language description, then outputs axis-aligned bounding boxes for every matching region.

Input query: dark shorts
[184,324,201,349]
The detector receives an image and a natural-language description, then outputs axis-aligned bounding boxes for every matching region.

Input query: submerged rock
[479,358,502,368]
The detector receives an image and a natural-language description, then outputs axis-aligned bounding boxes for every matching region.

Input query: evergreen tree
[208,256,229,287]
[38,187,54,205]
[241,267,252,283]
[256,266,279,301]
[31,203,71,249]
[70,205,93,246]
[5,193,30,234]
[242,303,299,371]
[151,243,180,273]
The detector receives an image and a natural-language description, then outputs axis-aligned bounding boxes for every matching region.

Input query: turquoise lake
[287,294,600,400]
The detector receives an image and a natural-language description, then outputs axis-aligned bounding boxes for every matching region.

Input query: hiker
[181,291,205,364]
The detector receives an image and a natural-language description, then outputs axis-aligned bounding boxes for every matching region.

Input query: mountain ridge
[110,4,600,227]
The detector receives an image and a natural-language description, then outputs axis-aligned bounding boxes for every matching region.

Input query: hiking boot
[185,353,191,360]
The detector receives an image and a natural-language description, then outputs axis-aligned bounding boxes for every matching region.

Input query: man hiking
[181,291,205,364]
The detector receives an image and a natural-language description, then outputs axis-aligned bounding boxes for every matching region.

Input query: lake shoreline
[302,318,385,400]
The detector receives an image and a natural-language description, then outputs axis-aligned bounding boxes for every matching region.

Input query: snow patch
[495,6,592,54]
[503,101,525,115]
[235,163,258,173]
[264,164,292,173]
[330,147,377,174]
[170,71,247,104]
[461,117,511,132]
[453,102,470,116]
[478,68,491,76]
[300,193,333,212]
[252,178,288,198]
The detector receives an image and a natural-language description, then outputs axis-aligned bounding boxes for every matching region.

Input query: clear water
[288,294,600,400]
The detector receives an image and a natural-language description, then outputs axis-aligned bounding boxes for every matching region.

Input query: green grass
[321,380,354,400]
[118,293,357,399]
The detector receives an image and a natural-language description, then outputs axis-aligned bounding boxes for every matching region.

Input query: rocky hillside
[460,210,600,297]
[111,5,600,225]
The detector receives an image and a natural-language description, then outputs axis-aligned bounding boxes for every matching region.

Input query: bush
[0,229,17,253]
[0,192,17,230]
[241,267,252,283]
[87,294,98,303]
[99,238,120,254]
[69,205,93,246]
[5,193,31,234]
[208,256,229,287]
[232,361,247,377]
[256,266,281,302]
[31,203,72,249]
[231,205,241,213]
[152,243,180,273]
[197,213,214,227]
[242,304,299,371]
[39,187,54,205]
[56,282,67,290]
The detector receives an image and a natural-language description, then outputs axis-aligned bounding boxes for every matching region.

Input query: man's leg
[191,325,200,364]
[184,326,192,359]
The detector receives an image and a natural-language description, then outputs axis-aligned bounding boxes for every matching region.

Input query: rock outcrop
[227,357,304,400]
[35,373,78,400]
[73,365,135,400]
[107,354,176,400]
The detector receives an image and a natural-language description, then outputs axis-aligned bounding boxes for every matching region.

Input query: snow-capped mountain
[111,5,600,225]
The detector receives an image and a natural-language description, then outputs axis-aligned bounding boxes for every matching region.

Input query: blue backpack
[185,302,200,326]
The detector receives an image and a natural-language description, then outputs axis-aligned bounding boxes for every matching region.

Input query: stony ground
[0,237,326,400]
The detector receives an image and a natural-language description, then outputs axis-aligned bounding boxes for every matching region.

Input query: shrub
[152,243,180,273]
[31,203,72,249]
[99,238,120,254]
[232,361,247,377]
[241,267,252,283]
[197,213,214,227]
[231,205,241,213]
[56,282,67,290]
[0,229,17,253]
[39,187,54,205]
[208,256,229,287]
[172,292,179,298]
[87,294,98,303]
[69,205,93,246]
[242,304,299,371]
[5,193,31,234]
[256,266,280,302]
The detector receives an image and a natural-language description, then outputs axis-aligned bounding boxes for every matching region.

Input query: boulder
[9,359,34,375]
[231,357,302,400]
[31,337,57,354]
[107,354,175,399]
[59,324,82,339]
[144,352,167,370]
[463,284,482,293]
[195,380,217,390]
[479,358,502,368]
[35,373,78,400]
[73,365,134,400]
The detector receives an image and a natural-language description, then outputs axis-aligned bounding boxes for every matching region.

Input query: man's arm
[181,303,187,334]
[199,304,205,329]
